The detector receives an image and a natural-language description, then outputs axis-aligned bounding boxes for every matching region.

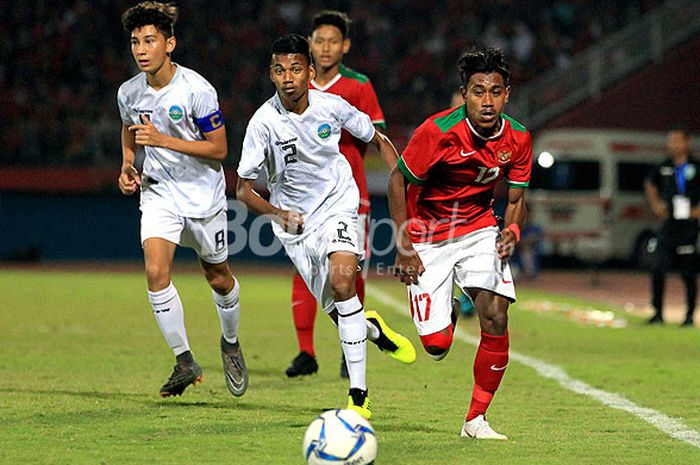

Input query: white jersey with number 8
[117,64,226,218]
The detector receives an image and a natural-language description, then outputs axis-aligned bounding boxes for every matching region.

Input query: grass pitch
[1,267,699,464]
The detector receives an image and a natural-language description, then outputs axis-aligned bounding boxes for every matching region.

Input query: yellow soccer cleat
[346,388,372,420]
[365,310,416,364]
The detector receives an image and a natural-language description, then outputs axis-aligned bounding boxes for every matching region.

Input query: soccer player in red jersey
[388,49,532,440]
[285,11,387,378]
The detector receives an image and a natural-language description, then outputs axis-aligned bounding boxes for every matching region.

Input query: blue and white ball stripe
[303,409,377,465]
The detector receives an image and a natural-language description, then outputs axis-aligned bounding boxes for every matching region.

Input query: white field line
[367,285,700,449]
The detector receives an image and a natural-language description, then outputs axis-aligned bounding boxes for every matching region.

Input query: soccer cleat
[159,353,203,397]
[347,388,372,420]
[365,310,416,364]
[221,336,249,397]
[285,351,319,378]
[460,415,508,440]
[681,316,694,327]
[339,352,349,379]
[647,313,664,325]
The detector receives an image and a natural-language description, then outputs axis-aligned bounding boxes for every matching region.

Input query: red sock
[292,273,317,357]
[355,274,365,304]
[467,331,509,421]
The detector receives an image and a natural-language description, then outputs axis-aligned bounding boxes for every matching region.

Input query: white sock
[214,279,240,345]
[148,282,189,356]
[336,295,367,390]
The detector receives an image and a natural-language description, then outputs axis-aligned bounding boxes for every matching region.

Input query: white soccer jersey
[117,64,226,218]
[238,90,376,243]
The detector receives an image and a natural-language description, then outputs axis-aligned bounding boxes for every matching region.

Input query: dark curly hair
[311,10,351,38]
[121,1,178,38]
[271,34,312,65]
[457,48,510,87]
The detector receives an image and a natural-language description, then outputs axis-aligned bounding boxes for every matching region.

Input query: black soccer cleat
[159,352,203,397]
[285,351,318,378]
[221,336,249,397]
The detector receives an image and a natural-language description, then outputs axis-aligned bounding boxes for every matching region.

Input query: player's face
[309,25,350,71]
[667,130,690,158]
[461,72,510,132]
[130,25,175,74]
[270,53,315,104]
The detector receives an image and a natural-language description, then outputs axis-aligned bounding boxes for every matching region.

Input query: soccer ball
[302,409,377,465]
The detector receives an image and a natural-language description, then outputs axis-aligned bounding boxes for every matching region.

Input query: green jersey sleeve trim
[433,105,466,133]
[505,179,530,188]
[397,157,425,185]
[339,64,370,84]
[502,114,527,133]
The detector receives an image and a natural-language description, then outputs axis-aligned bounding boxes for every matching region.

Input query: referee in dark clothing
[644,127,698,327]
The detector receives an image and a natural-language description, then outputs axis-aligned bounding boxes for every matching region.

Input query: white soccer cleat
[460,415,508,440]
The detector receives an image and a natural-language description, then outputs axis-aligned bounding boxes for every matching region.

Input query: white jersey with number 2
[238,89,375,243]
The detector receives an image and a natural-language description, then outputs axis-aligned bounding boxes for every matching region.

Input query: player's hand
[129,115,166,148]
[118,164,141,195]
[652,202,668,220]
[394,244,425,285]
[496,229,518,259]
[274,209,304,235]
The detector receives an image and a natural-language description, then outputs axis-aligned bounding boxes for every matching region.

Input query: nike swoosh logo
[460,150,477,157]
[490,364,508,371]
[226,371,245,389]
[501,278,512,284]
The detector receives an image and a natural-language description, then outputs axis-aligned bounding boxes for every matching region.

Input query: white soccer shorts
[407,226,516,336]
[283,213,362,313]
[140,205,229,264]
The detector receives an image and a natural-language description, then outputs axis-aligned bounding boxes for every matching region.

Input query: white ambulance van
[528,129,678,264]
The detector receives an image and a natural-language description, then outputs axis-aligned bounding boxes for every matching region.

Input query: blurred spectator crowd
[0,0,657,167]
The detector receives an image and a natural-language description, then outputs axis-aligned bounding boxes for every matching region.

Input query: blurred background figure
[644,127,699,327]
[511,204,544,281]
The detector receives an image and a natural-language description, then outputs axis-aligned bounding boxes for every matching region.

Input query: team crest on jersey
[497,150,512,164]
[686,165,696,180]
[317,123,331,139]
[168,105,184,121]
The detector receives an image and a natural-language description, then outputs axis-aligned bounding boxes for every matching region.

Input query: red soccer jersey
[397,106,532,243]
[310,64,385,214]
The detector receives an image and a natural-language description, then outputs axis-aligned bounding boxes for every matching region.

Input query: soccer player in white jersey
[236,34,415,419]
[116,2,247,399]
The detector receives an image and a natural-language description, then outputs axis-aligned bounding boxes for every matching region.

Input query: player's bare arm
[369,131,400,170]
[236,178,304,235]
[496,187,527,259]
[387,164,424,284]
[129,114,228,161]
[118,123,141,195]
[644,180,669,220]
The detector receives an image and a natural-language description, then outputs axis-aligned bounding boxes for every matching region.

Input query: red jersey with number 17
[397,106,532,243]
[310,64,385,214]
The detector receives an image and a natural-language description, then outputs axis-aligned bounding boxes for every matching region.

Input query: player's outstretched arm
[369,131,400,170]
[129,115,228,161]
[236,178,304,235]
[387,165,424,285]
[118,123,141,195]
[496,187,527,259]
